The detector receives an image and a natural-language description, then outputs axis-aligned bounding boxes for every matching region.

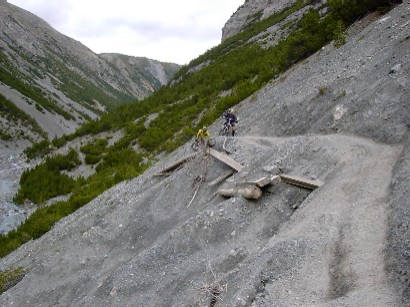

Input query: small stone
[390,63,402,74]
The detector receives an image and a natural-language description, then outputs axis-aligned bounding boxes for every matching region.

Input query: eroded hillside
[0,2,409,306]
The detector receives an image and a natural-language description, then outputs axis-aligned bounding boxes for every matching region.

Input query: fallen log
[280,174,323,190]
[154,155,196,177]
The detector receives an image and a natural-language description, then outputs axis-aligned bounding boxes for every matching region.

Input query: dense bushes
[14,149,80,204]
[0,142,149,257]
[23,140,52,160]
[328,0,401,23]
[80,138,108,165]
[14,164,76,204]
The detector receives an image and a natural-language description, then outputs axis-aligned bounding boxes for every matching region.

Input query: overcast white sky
[8,0,244,65]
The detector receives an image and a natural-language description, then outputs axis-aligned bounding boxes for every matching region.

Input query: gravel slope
[0,134,402,306]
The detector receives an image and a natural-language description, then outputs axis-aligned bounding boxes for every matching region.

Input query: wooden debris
[208,170,235,186]
[217,188,237,198]
[280,174,323,190]
[208,148,243,171]
[270,175,281,185]
[187,185,200,207]
[154,155,196,177]
[240,175,281,188]
[247,177,271,188]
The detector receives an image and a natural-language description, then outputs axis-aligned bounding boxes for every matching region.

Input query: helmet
[228,108,233,113]
[202,126,207,131]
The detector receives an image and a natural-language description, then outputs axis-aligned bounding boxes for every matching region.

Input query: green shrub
[24,140,52,160]
[319,86,328,95]
[333,20,347,48]
[0,130,12,141]
[52,135,68,148]
[47,149,81,171]
[14,149,80,204]
[80,138,108,165]
[14,164,76,204]
[0,266,29,294]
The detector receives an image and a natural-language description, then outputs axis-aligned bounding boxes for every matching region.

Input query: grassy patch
[0,266,29,294]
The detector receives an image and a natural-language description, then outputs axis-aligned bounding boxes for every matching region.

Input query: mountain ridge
[0,1,180,140]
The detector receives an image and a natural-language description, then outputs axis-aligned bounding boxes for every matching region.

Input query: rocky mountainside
[0,1,409,306]
[0,1,180,140]
[0,1,179,235]
[222,0,297,40]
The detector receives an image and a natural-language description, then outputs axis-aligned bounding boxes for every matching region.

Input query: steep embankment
[0,134,402,306]
[0,2,409,307]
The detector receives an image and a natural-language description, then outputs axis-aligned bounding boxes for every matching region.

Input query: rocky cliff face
[0,1,180,140]
[99,53,180,94]
[222,0,301,41]
[0,1,409,307]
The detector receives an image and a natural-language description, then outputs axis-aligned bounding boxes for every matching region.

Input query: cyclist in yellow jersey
[196,126,210,144]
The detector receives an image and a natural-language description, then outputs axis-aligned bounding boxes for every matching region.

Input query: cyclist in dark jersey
[222,108,238,136]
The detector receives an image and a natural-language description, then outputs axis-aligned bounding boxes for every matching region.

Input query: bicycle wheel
[191,140,199,151]
[219,126,228,136]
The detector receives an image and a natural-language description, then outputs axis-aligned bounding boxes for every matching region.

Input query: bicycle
[219,122,233,137]
[191,138,206,151]
[191,137,215,151]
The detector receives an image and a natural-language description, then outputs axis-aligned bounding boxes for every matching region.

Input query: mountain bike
[191,137,215,151]
[191,138,205,151]
[219,122,233,137]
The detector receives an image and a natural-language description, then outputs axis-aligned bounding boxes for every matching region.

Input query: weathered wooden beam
[280,174,323,190]
[208,148,243,172]
[208,170,235,186]
[154,155,196,177]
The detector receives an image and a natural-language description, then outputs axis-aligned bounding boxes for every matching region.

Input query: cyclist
[196,126,210,145]
[222,108,238,136]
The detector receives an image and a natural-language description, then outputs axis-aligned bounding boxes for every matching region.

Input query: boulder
[238,185,263,200]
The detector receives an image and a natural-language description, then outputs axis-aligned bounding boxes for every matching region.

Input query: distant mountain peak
[0,1,181,140]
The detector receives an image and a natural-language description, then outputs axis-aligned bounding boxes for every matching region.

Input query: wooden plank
[280,174,323,190]
[208,170,235,186]
[246,177,271,188]
[154,154,196,176]
[208,148,243,172]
